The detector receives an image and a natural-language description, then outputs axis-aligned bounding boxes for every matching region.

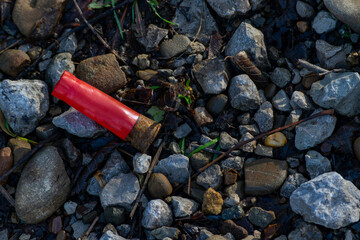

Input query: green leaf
[150,86,161,90]
[213,143,221,160]
[111,0,124,40]
[147,0,178,25]
[146,106,165,123]
[88,2,106,8]
[185,78,191,87]
[179,138,185,155]
[187,138,219,158]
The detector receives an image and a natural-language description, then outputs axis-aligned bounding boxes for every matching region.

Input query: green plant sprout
[178,78,193,105]
[187,138,219,158]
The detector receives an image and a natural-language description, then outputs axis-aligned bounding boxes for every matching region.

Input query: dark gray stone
[305,150,332,179]
[225,22,269,70]
[196,164,223,190]
[171,196,199,217]
[193,58,229,94]
[280,173,308,198]
[100,173,140,212]
[229,75,261,111]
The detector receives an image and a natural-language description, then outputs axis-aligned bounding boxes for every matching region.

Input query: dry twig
[174,109,335,193]
[129,140,165,219]
[72,0,126,64]
[18,0,133,78]
[0,132,60,206]
[297,59,329,74]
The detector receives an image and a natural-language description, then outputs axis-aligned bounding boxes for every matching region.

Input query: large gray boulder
[0,80,49,136]
[15,146,70,224]
[225,22,269,70]
[310,72,360,117]
[290,172,360,229]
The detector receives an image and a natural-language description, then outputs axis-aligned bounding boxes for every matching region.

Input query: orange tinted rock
[0,147,13,185]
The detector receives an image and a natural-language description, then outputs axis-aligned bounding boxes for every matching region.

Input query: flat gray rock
[229,74,261,111]
[193,58,229,94]
[142,199,173,230]
[270,67,291,88]
[296,1,314,18]
[324,0,360,33]
[226,22,269,70]
[153,154,189,184]
[15,146,70,224]
[173,0,218,44]
[295,109,336,150]
[100,173,140,212]
[0,80,49,136]
[290,172,360,229]
[310,72,360,117]
[315,40,351,69]
[290,91,314,111]
[53,107,107,138]
[137,24,168,52]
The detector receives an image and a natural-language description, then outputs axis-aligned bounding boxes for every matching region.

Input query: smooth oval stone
[264,132,287,148]
[148,173,173,199]
[245,158,288,196]
[324,0,360,33]
[15,146,70,224]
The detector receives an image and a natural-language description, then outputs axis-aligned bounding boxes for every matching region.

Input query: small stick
[73,0,125,64]
[297,59,328,74]
[0,185,14,206]
[117,147,134,158]
[129,141,165,219]
[174,109,335,193]
[0,132,60,183]
[0,39,23,55]
[83,216,99,238]
[226,51,269,88]
[17,0,133,78]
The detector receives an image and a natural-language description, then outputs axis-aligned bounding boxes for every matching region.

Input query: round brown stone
[148,173,173,199]
[219,220,248,239]
[75,54,127,94]
[0,49,30,77]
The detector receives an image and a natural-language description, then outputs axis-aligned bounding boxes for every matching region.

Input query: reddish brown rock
[220,220,248,240]
[245,158,288,196]
[75,54,127,94]
[0,49,30,77]
[224,170,238,186]
[0,147,13,185]
[7,138,31,173]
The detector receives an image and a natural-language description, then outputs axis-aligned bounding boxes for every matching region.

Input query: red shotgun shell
[52,71,140,140]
